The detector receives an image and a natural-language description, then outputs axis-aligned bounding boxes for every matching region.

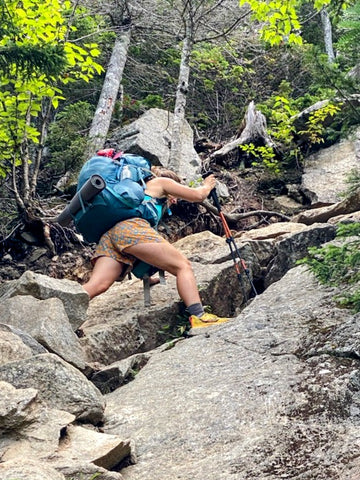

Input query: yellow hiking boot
[189,312,229,329]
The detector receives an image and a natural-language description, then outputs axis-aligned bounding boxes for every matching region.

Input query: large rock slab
[108,108,201,180]
[103,265,360,480]
[172,230,229,261]
[0,295,86,370]
[0,353,105,423]
[0,381,38,431]
[0,460,66,480]
[0,382,128,480]
[0,323,47,355]
[235,221,309,240]
[0,329,33,366]
[55,424,131,470]
[263,222,336,287]
[0,270,89,330]
[55,460,125,480]
[301,126,360,205]
[81,225,341,367]
[1,405,75,461]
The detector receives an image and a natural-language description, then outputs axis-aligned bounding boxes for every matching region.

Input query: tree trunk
[211,101,275,159]
[320,8,335,63]
[168,19,193,174]
[85,28,131,160]
[30,98,52,198]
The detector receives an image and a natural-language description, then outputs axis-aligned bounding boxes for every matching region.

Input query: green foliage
[239,0,332,46]
[0,43,67,78]
[239,144,280,173]
[191,43,245,90]
[298,223,360,312]
[122,43,179,120]
[267,95,298,143]
[298,102,342,144]
[156,46,181,68]
[342,168,360,197]
[121,93,166,123]
[258,81,343,168]
[61,7,111,104]
[0,0,67,78]
[142,94,165,109]
[0,0,103,209]
[257,81,302,167]
[46,101,94,176]
[336,1,360,67]
[189,41,253,136]
[158,310,190,340]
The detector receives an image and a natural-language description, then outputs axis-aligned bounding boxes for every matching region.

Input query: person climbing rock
[83,167,229,327]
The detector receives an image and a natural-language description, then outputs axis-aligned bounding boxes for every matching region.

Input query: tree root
[201,199,291,226]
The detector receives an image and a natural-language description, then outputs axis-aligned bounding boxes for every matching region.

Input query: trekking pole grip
[202,171,221,212]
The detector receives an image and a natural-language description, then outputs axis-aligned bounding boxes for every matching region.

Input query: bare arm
[145,175,217,202]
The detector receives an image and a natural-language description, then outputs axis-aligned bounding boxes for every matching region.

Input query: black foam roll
[56,174,105,226]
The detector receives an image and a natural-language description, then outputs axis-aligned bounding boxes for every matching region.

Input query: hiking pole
[203,172,258,298]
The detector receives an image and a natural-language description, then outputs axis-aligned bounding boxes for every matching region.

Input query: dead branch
[43,223,56,256]
[201,199,291,225]
[210,101,276,160]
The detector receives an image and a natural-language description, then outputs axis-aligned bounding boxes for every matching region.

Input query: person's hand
[203,174,216,190]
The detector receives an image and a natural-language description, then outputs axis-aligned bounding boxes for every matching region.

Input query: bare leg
[83,256,124,299]
[124,242,201,307]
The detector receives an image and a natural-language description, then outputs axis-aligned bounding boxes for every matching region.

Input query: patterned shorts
[93,217,166,270]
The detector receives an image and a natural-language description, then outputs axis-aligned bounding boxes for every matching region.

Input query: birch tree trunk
[320,8,335,63]
[85,28,131,159]
[166,0,242,173]
[168,17,193,173]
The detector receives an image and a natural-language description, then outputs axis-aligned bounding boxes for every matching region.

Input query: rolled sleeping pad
[56,174,106,226]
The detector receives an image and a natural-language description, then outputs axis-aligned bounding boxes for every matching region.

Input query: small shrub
[298,223,360,312]
[342,169,360,197]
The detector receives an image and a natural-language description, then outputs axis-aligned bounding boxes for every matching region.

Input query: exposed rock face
[0,129,360,478]
[0,217,352,479]
[80,224,337,366]
[103,266,360,480]
[0,296,86,369]
[0,460,67,480]
[0,353,105,423]
[0,270,89,330]
[301,126,360,206]
[108,107,201,180]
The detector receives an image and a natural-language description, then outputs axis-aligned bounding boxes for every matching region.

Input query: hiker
[82,167,228,326]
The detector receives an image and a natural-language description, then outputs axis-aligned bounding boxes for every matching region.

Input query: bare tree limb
[201,199,291,224]
[210,101,276,160]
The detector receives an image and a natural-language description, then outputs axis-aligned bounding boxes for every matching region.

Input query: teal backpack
[56,149,168,305]
[74,150,162,244]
